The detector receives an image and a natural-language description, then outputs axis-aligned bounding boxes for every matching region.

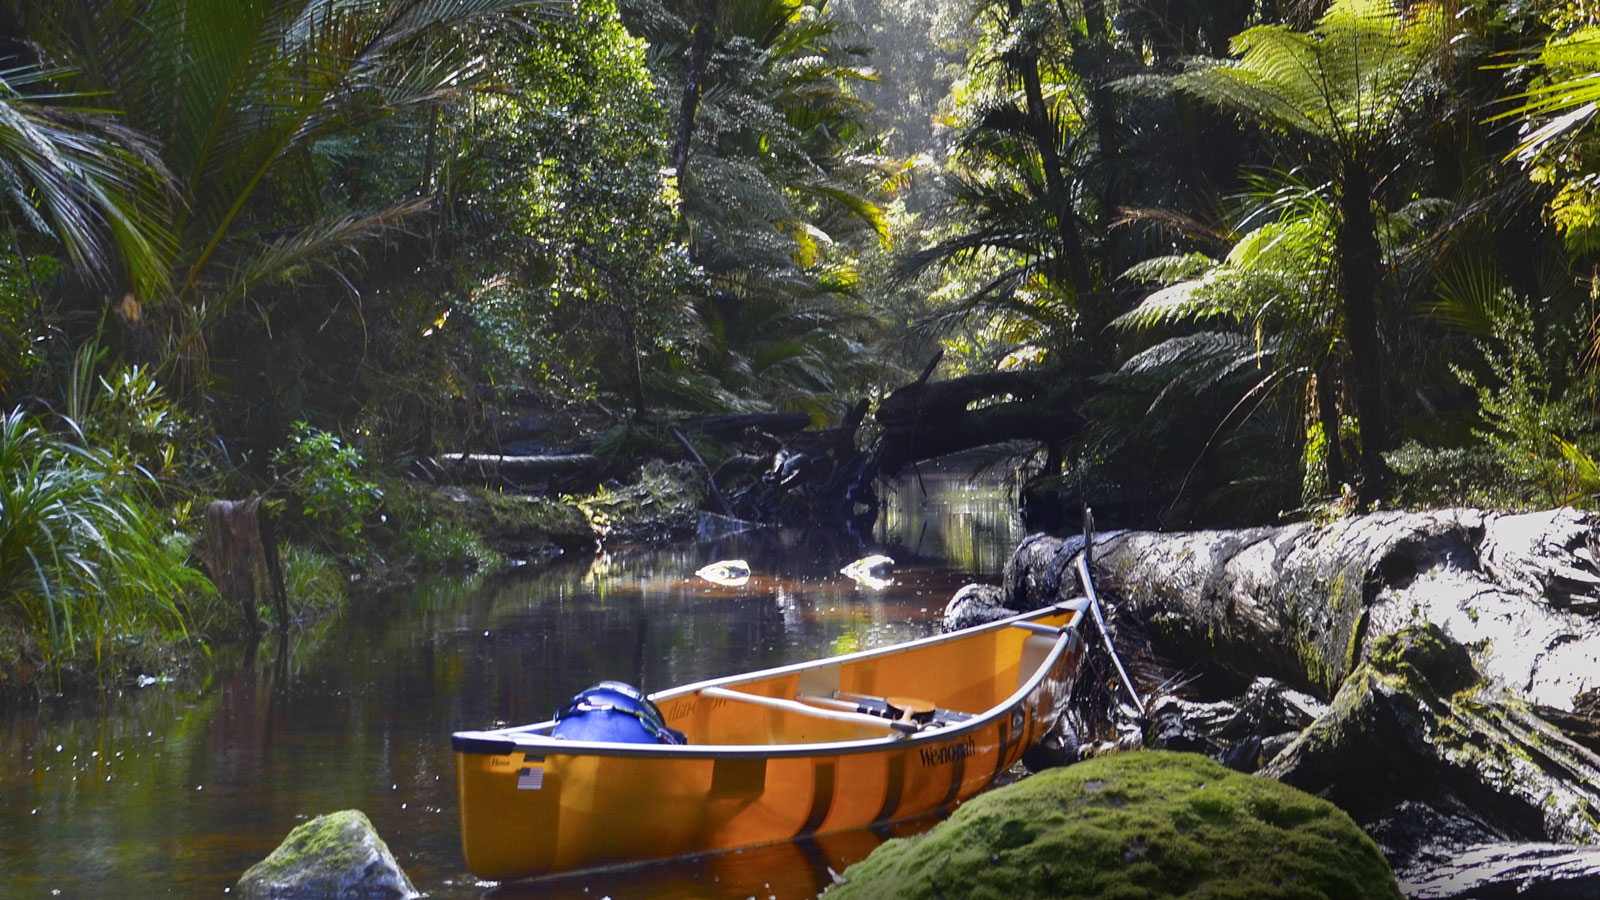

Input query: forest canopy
[7,0,1600,682]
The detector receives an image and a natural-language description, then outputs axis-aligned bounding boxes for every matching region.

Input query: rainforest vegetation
[5,0,1600,693]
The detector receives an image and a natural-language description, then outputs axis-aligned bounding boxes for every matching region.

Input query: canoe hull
[454,605,1083,880]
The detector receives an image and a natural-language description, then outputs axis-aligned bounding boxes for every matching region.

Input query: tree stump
[203,498,288,634]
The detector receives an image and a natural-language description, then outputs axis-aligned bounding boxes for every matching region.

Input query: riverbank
[0,456,716,707]
[0,460,1002,899]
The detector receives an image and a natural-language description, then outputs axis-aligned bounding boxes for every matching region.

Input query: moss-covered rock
[236,809,416,899]
[826,751,1400,900]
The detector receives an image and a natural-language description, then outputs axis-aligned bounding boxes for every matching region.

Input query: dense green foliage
[0,408,208,682]
[7,0,1600,687]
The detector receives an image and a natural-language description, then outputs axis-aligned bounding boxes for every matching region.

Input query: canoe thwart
[699,685,919,735]
[804,691,974,728]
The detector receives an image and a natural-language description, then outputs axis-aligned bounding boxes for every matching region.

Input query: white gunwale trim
[453,600,1085,760]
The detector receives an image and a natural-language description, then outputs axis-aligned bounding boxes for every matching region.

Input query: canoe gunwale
[452,598,1087,761]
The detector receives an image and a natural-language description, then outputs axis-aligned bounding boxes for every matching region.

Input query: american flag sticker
[517,766,545,790]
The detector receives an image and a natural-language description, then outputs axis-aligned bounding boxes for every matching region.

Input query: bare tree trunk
[1005,0,1091,299]
[671,0,719,183]
[1337,161,1391,498]
[203,497,288,634]
[1316,361,1346,491]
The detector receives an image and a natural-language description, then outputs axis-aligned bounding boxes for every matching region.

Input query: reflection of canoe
[452,598,1089,880]
[482,815,938,900]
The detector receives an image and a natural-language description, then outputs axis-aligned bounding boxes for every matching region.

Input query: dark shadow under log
[872,371,1085,476]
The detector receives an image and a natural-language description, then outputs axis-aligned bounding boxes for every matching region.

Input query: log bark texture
[425,453,603,486]
[202,497,287,634]
[1009,508,1600,709]
[1005,507,1600,856]
[1398,842,1600,899]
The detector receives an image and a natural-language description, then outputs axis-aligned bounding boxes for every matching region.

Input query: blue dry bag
[550,681,687,745]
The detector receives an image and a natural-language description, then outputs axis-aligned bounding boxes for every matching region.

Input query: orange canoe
[452,598,1088,881]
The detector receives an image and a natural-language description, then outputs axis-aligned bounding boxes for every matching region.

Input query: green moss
[245,810,374,881]
[577,460,706,541]
[1343,609,1368,679]
[827,751,1400,900]
[376,477,593,567]
[1367,624,1477,695]
[1294,633,1337,696]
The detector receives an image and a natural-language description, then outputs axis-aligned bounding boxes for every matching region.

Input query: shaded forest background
[7,0,1600,688]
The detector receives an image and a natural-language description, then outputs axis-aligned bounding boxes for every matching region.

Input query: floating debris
[695,559,751,587]
[841,555,894,590]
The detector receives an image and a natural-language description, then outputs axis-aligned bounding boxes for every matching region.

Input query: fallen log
[1260,624,1600,844]
[1008,508,1600,708]
[871,371,1084,476]
[425,452,603,486]
[679,411,811,440]
[1397,842,1600,899]
[1003,507,1600,853]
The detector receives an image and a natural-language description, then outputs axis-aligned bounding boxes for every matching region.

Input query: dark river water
[0,459,1024,899]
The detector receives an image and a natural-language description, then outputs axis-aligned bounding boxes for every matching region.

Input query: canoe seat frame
[698,685,920,734]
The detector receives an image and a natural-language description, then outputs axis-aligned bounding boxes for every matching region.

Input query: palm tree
[624,0,893,413]
[14,0,563,386]
[1115,176,1346,494]
[1174,0,1448,496]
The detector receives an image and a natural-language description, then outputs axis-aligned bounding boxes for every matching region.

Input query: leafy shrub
[1385,441,1514,509]
[0,409,210,678]
[271,422,383,551]
[1453,295,1600,507]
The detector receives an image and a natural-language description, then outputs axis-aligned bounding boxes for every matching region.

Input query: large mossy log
[1260,625,1600,844]
[1004,508,1600,855]
[1007,508,1600,709]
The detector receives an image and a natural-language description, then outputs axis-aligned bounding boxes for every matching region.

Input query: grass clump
[0,408,212,685]
[398,522,501,569]
[280,543,346,615]
[375,477,592,569]
[827,751,1400,900]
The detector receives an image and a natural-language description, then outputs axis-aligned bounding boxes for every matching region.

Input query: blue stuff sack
[550,681,687,745]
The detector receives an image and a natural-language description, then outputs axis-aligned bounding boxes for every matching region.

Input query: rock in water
[695,559,751,586]
[840,555,895,589]
[235,810,417,899]
[942,583,1012,631]
[824,751,1400,900]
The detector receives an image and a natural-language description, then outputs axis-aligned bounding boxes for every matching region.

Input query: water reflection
[0,456,1023,899]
